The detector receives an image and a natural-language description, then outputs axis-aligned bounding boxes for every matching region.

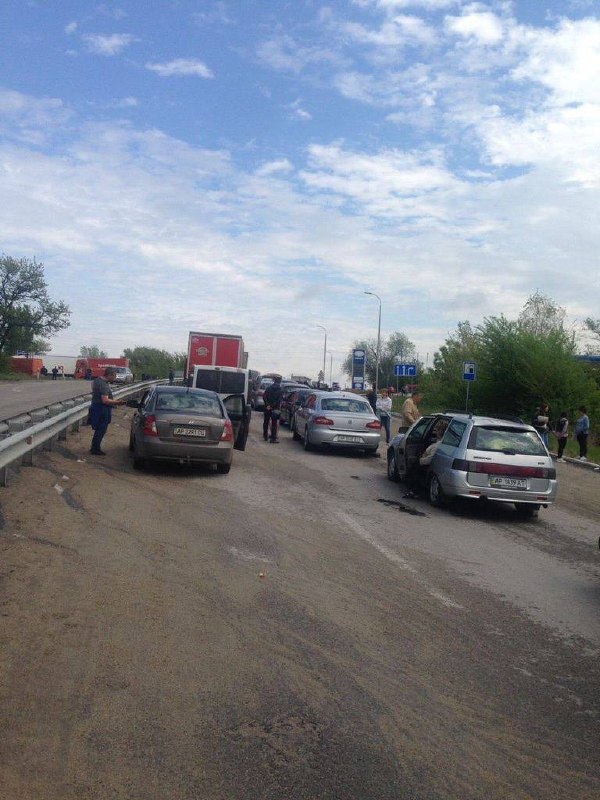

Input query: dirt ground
[0,411,598,799]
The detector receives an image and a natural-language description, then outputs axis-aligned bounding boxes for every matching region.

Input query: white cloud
[257,35,344,74]
[344,15,437,48]
[445,12,504,45]
[83,33,136,56]
[255,159,294,177]
[65,21,78,35]
[145,58,214,78]
[285,99,312,121]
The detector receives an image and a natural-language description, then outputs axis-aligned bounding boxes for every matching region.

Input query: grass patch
[0,372,34,382]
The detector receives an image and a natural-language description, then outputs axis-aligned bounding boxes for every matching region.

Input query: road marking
[337,511,465,611]
[227,546,274,564]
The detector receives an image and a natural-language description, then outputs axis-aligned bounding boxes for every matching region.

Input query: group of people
[367,387,423,444]
[532,403,591,461]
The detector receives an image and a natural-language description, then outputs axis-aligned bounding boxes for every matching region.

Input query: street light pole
[327,350,333,385]
[316,325,327,384]
[364,292,382,395]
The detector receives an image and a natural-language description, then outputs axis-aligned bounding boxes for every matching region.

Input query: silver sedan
[293,392,382,454]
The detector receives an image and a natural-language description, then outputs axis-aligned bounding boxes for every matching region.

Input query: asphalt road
[0,379,92,421]
[0,411,599,799]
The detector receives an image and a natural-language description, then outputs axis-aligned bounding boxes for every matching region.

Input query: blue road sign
[394,363,417,377]
[463,361,477,381]
[352,377,364,390]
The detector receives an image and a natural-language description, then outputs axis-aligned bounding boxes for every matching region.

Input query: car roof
[441,412,534,431]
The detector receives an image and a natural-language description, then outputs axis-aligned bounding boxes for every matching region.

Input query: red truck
[74,357,131,380]
[185,332,246,382]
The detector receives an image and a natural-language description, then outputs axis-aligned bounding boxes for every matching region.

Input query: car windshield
[115,367,128,374]
[468,426,547,455]
[320,398,372,414]
[155,392,222,415]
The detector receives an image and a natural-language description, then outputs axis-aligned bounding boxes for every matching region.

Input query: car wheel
[387,449,399,481]
[289,414,295,432]
[514,503,539,519]
[216,462,231,475]
[128,432,135,452]
[133,448,146,470]
[428,473,446,507]
[303,426,313,451]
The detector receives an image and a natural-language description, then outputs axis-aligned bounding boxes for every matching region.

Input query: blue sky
[1,1,599,380]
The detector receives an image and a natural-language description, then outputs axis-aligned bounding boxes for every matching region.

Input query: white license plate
[489,476,527,489]
[334,435,363,443]
[173,427,206,437]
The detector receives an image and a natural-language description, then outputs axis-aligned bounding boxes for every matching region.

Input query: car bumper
[440,470,558,505]
[309,427,381,449]
[136,437,233,465]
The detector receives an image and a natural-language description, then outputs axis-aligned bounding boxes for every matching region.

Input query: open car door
[223,394,250,451]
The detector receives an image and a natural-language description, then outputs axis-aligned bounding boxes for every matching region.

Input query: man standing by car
[263,375,283,443]
[89,367,126,455]
[400,392,423,432]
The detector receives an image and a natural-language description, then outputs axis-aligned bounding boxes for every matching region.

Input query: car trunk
[155,413,225,444]
[465,451,553,491]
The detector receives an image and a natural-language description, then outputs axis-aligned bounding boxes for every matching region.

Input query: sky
[1,0,599,381]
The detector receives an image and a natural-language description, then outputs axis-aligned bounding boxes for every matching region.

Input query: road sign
[352,377,364,390]
[352,348,366,389]
[394,363,417,377]
[463,361,477,381]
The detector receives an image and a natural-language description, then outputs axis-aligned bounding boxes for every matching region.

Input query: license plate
[173,427,206,437]
[334,435,363,443]
[489,476,527,489]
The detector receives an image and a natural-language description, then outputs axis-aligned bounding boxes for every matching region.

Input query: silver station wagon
[294,392,382,454]
[387,413,558,517]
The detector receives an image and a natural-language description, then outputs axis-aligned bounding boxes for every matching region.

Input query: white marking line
[227,546,274,564]
[337,511,465,612]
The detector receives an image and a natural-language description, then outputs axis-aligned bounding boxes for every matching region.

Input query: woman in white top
[376,388,393,444]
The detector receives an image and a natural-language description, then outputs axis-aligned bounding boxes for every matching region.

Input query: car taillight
[143,415,158,436]
[366,420,382,429]
[453,459,555,479]
[221,419,234,441]
[313,416,334,426]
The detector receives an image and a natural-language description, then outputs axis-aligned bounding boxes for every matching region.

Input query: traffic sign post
[393,363,417,378]
[463,361,477,411]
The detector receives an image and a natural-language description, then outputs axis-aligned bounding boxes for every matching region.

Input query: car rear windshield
[155,392,223,416]
[320,398,372,414]
[468,426,547,455]
[195,371,246,394]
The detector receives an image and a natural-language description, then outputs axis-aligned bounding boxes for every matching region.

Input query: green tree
[420,321,480,409]
[2,307,52,355]
[123,346,185,379]
[0,255,71,355]
[80,345,107,358]
[518,291,566,336]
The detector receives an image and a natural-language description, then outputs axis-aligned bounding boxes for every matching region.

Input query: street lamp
[316,325,327,384]
[364,291,382,395]
[327,350,333,386]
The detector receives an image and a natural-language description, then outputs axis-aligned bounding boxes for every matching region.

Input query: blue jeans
[379,414,391,443]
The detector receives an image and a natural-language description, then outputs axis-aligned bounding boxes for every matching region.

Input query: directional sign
[394,363,417,377]
[463,361,477,381]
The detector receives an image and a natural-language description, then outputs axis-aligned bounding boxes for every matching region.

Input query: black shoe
[270,439,279,443]
[90,449,106,456]
[263,436,268,441]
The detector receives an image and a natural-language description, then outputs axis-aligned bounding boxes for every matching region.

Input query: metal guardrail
[0,380,166,487]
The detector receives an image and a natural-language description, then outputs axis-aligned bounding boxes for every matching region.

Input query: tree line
[343,292,600,429]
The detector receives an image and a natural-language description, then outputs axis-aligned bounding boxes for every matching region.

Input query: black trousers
[557,437,567,459]
[263,409,279,441]
[577,432,588,458]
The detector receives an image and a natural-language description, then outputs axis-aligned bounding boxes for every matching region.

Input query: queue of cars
[125,373,559,520]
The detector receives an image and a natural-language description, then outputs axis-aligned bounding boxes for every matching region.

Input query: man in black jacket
[263,375,283,443]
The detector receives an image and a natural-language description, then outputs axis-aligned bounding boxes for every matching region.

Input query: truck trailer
[185,332,245,382]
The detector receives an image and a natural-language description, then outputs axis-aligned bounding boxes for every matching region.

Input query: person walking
[400,392,422,431]
[554,411,569,462]
[263,375,283,443]
[532,402,551,448]
[376,388,393,445]
[89,367,126,456]
[575,405,590,461]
